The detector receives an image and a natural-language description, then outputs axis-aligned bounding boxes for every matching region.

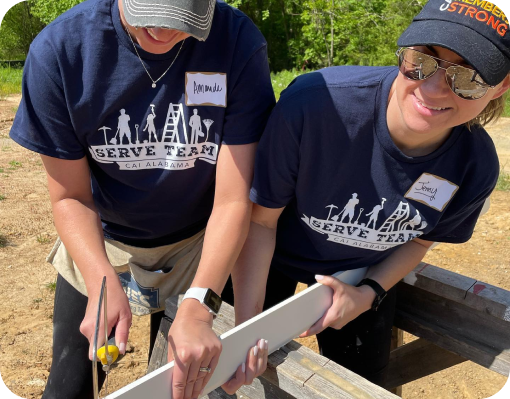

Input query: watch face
[204,289,222,314]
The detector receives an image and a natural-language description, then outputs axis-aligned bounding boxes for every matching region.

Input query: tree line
[0,0,425,71]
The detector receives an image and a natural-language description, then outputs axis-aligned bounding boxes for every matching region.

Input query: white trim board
[106,268,367,398]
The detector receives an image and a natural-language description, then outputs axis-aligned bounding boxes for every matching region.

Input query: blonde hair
[466,95,506,129]
[466,81,508,129]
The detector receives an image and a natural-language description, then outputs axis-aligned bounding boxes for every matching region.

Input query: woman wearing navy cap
[228,0,510,385]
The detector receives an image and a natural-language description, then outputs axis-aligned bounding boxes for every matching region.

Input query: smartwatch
[182,287,222,318]
[356,278,387,311]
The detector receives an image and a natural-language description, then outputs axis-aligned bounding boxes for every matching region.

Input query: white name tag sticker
[185,72,227,107]
[405,173,459,212]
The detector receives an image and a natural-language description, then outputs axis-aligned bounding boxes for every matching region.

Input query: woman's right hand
[79,274,132,360]
[40,155,133,358]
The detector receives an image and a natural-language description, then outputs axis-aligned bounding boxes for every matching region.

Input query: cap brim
[398,19,510,86]
[122,0,215,41]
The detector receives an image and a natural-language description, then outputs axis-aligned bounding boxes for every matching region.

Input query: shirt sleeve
[221,45,276,145]
[9,44,85,160]
[250,101,301,208]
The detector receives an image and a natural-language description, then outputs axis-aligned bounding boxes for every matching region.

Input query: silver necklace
[125,28,185,88]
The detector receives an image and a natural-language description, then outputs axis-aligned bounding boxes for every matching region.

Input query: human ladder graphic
[161,103,188,144]
[302,197,428,252]
[378,201,410,232]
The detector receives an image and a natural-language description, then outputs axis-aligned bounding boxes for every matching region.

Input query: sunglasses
[396,47,494,100]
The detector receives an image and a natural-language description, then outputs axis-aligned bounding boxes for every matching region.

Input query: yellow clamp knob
[97,343,119,366]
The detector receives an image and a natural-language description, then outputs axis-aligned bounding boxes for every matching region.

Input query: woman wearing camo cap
[10,0,275,398]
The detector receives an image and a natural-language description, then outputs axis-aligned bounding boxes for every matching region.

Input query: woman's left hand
[299,275,376,337]
[221,338,269,394]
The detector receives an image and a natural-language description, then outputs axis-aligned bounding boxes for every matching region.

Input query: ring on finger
[199,366,212,373]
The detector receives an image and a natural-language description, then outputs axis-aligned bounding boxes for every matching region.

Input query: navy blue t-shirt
[251,66,498,283]
[10,0,275,246]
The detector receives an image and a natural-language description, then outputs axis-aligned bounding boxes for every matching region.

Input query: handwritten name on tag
[405,173,459,212]
[185,72,227,107]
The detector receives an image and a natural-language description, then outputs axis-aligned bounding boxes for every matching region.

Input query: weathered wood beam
[395,263,510,376]
[152,296,398,399]
[389,327,403,396]
[385,338,466,389]
[149,263,510,397]
[147,315,172,374]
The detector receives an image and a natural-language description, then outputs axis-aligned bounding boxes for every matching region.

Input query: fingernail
[119,342,126,355]
[258,339,265,350]
[253,345,258,356]
[265,340,269,350]
[315,274,324,281]
[242,362,246,373]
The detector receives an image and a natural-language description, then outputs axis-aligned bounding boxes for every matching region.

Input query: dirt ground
[0,94,509,398]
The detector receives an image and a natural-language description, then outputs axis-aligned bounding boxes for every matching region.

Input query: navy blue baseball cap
[398,0,510,85]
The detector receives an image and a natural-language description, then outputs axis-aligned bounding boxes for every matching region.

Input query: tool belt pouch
[47,230,204,316]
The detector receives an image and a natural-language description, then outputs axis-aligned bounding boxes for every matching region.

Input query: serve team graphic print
[89,103,218,171]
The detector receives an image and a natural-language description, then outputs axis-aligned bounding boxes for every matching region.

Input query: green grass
[0,234,7,248]
[46,280,57,292]
[271,69,307,101]
[8,160,22,168]
[0,67,23,99]
[503,96,510,118]
[36,234,52,244]
[496,169,510,191]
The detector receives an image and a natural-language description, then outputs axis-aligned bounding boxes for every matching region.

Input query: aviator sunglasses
[396,47,494,100]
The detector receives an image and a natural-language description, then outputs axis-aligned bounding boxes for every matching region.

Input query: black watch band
[356,278,387,311]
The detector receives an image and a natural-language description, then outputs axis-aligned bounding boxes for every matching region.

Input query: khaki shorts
[47,230,205,315]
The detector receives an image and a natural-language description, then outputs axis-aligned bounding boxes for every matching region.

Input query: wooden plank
[142,262,510,397]
[319,360,398,399]
[395,283,510,375]
[464,281,510,321]
[384,339,466,389]
[390,327,403,353]
[403,263,510,322]
[279,340,330,367]
[147,316,171,374]
[195,268,366,394]
[148,304,296,399]
[207,378,297,399]
[389,327,403,397]
[396,263,510,375]
[106,360,175,399]
[263,342,397,399]
[402,263,477,302]
[165,295,179,319]
[107,268,379,398]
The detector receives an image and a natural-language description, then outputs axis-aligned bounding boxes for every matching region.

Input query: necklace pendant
[152,83,156,88]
